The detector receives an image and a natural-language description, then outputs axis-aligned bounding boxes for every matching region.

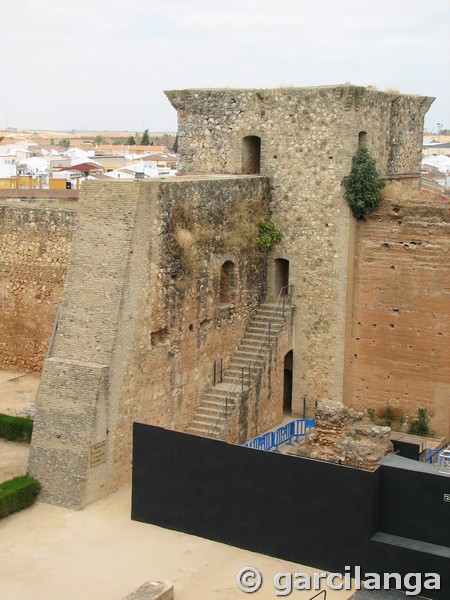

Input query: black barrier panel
[378,464,450,548]
[392,440,420,461]
[368,536,450,600]
[132,423,379,574]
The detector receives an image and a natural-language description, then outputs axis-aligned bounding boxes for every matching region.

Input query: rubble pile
[295,399,393,471]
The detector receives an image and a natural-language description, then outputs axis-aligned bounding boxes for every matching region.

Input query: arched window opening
[220,261,236,304]
[242,136,261,174]
[358,131,367,149]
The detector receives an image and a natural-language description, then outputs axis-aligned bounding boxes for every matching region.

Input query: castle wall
[29,177,270,507]
[0,205,75,372]
[166,86,432,415]
[346,181,450,439]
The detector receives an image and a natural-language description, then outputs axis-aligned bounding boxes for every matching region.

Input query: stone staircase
[186,302,289,439]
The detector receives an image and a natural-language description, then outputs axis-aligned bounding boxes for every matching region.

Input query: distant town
[421,134,450,196]
[0,130,178,193]
[0,128,449,197]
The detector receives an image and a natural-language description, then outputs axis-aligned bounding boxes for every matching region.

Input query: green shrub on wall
[0,413,33,442]
[341,147,385,218]
[257,214,282,252]
[0,475,41,517]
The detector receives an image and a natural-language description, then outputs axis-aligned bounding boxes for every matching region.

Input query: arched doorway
[274,258,289,297]
[220,260,236,304]
[242,136,261,174]
[283,350,293,414]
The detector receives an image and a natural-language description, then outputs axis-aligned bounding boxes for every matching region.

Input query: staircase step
[196,407,224,417]
[237,343,264,352]
[247,324,282,334]
[238,339,262,352]
[203,384,241,397]
[246,329,275,338]
[187,425,213,435]
[201,396,230,406]
[198,398,236,411]
[249,316,284,326]
[231,359,261,369]
[222,377,252,386]
[191,416,216,426]
[187,422,225,435]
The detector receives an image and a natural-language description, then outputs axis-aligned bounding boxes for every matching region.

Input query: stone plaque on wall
[90,440,106,468]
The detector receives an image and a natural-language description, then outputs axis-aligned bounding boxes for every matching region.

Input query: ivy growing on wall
[341,147,385,219]
[257,213,282,252]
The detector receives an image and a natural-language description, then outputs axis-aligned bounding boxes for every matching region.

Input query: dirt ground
[0,369,40,416]
[0,485,355,600]
[0,373,354,599]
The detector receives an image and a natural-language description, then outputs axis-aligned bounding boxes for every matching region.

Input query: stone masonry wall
[29,177,270,507]
[346,181,450,439]
[114,176,269,486]
[0,205,75,372]
[166,85,433,416]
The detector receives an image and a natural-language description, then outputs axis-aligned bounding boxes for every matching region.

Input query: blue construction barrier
[243,418,315,452]
[425,447,448,464]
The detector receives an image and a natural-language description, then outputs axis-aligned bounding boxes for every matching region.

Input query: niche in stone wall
[151,327,169,347]
[358,131,367,149]
[220,260,236,304]
[242,136,261,174]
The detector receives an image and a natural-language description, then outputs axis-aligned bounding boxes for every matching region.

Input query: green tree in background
[126,136,136,146]
[141,129,150,145]
[172,133,179,153]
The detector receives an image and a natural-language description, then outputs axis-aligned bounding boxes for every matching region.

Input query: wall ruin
[0,204,75,372]
[166,85,434,415]
[27,84,448,510]
[346,181,450,439]
[29,176,273,507]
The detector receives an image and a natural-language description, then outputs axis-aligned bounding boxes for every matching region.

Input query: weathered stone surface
[345,182,450,439]
[122,581,174,600]
[295,399,393,471]
[0,205,75,371]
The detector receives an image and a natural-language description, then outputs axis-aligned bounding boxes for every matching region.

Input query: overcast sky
[1,0,449,133]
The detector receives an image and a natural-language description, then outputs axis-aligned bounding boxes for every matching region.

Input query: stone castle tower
[29,85,440,509]
[166,85,433,416]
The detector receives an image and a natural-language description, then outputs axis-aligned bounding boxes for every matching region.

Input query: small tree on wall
[341,147,385,219]
[257,213,282,253]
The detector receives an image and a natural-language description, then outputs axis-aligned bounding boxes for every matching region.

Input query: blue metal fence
[243,418,315,453]
[425,447,448,464]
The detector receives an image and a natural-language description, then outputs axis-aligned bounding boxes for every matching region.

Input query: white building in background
[422,154,450,191]
[0,156,17,178]
[64,147,90,162]
[17,156,50,176]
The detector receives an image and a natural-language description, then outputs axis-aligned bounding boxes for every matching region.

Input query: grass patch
[0,413,33,442]
[0,475,41,518]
